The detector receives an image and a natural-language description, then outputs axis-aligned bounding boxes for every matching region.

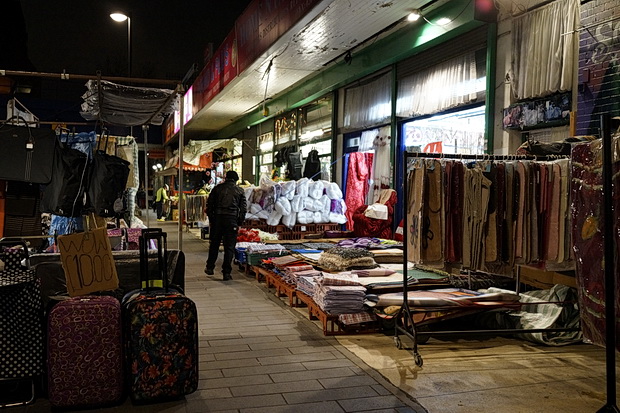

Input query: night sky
[10,0,253,80]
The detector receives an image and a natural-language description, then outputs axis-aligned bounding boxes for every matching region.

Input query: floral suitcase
[47,296,123,408]
[122,229,198,403]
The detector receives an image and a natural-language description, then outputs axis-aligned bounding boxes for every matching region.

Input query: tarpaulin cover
[80,80,175,126]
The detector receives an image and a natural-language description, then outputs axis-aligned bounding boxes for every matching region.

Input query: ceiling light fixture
[407,9,421,22]
[436,17,452,25]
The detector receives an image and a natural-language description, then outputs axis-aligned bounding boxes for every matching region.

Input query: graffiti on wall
[577,4,620,135]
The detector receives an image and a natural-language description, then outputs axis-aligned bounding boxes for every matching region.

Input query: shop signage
[58,227,119,297]
[221,32,238,89]
[196,0,322,111]
[236,0,260,74]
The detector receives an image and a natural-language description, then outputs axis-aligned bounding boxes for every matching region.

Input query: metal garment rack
[396,151,577,368]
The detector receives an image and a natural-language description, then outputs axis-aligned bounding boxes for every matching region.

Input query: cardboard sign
[58,227,119,296]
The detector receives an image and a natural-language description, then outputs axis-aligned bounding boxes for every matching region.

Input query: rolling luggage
[47,296,123,408]
[122,229,198,403]
[0,239,44,407]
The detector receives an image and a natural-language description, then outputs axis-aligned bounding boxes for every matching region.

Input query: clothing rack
[397,151,576,368]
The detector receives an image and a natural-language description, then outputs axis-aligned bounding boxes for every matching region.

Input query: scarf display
[405,156,573,273]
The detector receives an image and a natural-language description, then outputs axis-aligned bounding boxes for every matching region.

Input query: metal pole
[0,69,178,86]
[178,87,184,251]
[597,114,619,413]
[127,16,132,79]
[143,125,150,228]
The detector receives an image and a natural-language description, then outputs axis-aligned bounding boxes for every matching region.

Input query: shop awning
[80,80,176,126]
[157,156,210,176]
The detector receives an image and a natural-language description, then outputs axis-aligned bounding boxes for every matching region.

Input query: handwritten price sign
[58,227,119,296]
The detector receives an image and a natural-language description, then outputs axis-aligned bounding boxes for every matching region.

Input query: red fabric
[352,191,397,239]
[344,152,373,231]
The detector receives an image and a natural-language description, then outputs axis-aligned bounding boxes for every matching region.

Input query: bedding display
[244,178,347,227]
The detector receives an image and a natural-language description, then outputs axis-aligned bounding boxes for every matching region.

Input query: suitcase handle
[0,238,30,257]
[139,229,169,291]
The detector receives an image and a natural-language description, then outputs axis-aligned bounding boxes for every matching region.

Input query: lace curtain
[343,74,392,130]
[396,51,483,118]
[511,0,577,99]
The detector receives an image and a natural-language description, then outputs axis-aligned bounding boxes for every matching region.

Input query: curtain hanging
[343,74,392,130]
[396,51,484,118]
[511,0,578,100]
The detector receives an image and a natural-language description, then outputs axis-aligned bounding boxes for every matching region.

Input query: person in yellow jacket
[155,184,169,221]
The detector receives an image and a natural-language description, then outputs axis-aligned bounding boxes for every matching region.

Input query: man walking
[205,171,247,281]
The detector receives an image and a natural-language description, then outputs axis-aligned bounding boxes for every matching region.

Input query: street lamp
[110,12,131,78]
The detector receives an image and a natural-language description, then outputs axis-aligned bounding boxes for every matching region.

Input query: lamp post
[110,12,131,78]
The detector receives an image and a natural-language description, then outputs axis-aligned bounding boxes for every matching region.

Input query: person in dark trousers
[205,170,247,281]
[155,184,169,221]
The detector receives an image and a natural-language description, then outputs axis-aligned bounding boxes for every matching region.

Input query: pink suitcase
[47,296,123,408]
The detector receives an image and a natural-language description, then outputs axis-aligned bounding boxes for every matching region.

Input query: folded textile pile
[352,268,395,277]
[338,312,377,326]
[319,272,362,286]
[357,272,418,289]
[268,255,303,268]
[282,266,319,285]
[246,243,286,253]
[302,242,335,251]
[317,247,376,271]
[314,284,367,314]
[297,276,319,297]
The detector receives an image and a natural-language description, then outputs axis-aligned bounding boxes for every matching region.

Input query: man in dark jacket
[205,170,247,280]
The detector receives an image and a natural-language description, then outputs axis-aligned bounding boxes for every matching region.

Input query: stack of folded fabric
[317,247,376,271]
[297,276,319,297]
[349,267,414,289]
[282,265,318,284]
[313,273,366,314]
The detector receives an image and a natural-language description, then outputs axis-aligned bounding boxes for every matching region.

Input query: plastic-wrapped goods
[304,197,318,211]
[282,212,297,229]
[244,187,254,205]
[319,195,331,223]
[282,181,296,200]
[326,182,343,200]
[291,195,303,213]
[312,211,322,223]
[267,210,282,226]
[275,197,292,215]
[297,210,314,224]
[330,212,347,224]
[296,178,309,197]
[308,180,324,199]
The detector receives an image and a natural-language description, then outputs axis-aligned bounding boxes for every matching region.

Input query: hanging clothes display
[571,138,620,352]
[344,152,373,231]
[369,127,391,204]
[404,154,573,273]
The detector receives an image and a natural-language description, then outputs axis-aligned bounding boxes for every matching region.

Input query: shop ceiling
[183,0,449,141]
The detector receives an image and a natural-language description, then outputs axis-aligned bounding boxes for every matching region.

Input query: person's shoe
[222,274,232,281]
[157,218,165,222]
[204,268,214,276]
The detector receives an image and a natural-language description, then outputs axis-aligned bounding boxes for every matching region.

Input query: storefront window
[274,112,296,145]
[402,105,486,154]
[258,132,274,173]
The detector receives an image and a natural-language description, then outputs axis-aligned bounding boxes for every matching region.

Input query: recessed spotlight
[436,17,451,25]
[407,10,421,21]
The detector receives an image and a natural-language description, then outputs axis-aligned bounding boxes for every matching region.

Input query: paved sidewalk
[177,222,426,412]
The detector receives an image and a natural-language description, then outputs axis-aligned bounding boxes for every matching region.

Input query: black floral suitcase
[0,239,44,407]
[122,229,198,403]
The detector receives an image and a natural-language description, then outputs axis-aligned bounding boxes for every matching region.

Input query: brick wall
[576,0,620,135]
